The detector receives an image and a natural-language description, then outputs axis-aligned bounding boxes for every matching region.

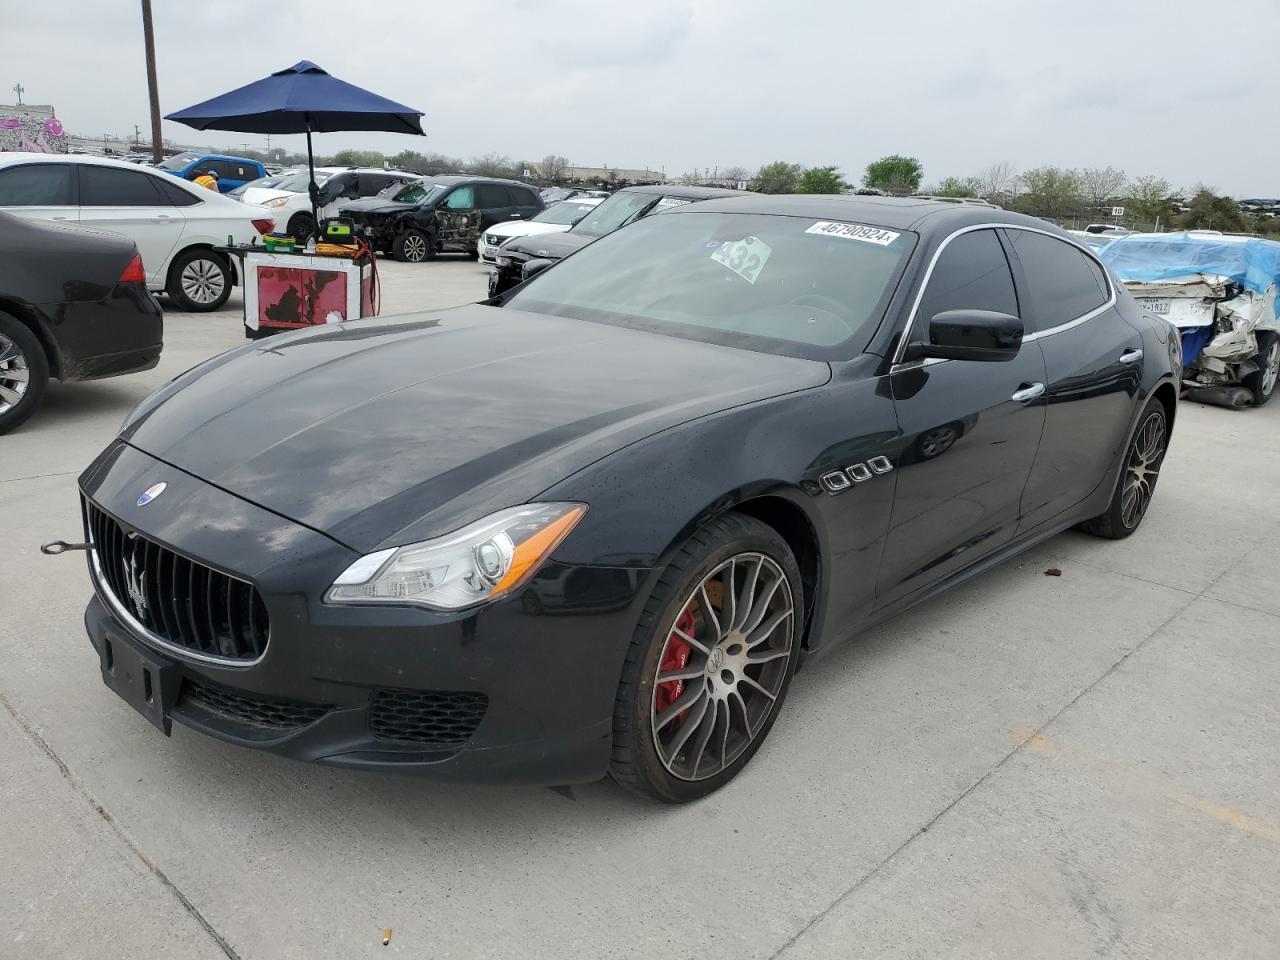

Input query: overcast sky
[6,0,1278,195]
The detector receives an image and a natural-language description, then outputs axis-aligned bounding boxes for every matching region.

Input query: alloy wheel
[650,553,794,781]
[180,258,226,305]
[1121,411,1165,529]
[404,233,428,262]
[0,332,30,415]
[1261,339,1279,398]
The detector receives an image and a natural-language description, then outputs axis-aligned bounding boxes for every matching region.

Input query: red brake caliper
[655,608,696,721]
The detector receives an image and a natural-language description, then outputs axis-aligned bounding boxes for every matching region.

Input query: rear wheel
[610,514,802,802]
[167,248,231,312]
[393,228,433,263]
[0,312,49,435]
[1078,396,1168,539]
[1243,331,1278,407]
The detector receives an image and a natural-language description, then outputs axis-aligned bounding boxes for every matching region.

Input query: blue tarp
[1099,233,1280,299]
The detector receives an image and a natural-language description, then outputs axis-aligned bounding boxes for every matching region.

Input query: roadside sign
[1111,206,1125,217]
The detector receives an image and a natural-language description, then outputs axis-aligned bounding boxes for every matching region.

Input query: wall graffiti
[0,114,67,153]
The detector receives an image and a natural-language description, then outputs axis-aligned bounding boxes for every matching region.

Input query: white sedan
[477,197,603,263]
[0,153,273,311]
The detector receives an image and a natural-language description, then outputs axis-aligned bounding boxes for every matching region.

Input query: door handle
[51,215,69,221]
[509,213,522,218]
[1011,382,1045,403]
[1119,348,1143,364]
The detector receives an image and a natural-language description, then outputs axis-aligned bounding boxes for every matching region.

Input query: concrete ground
[2,259,1278,959]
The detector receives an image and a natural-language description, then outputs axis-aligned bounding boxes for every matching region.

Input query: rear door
[207,159,258,193]
[78,164,185,286]
[0,162,78,224]
[476,184,516,231]
[876,227,1048,606]
[435,184,478,248]
[1003,228,1142,529]
[509,185,544,219]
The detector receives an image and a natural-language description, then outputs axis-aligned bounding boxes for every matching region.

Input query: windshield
[570,191,666,238]
[393,182,446,204]
[156,151,201,171]
[272,169,330,193]
[532,200,598,226]
[508,212,914,358]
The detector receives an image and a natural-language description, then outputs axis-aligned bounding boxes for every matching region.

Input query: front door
[77,164,185,287]
[1002,228,1144,529]
[436,185,478,249]
[876,228,1048,606]
[0,161,78,225]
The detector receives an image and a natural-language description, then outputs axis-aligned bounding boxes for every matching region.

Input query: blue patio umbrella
[165,61,424,230]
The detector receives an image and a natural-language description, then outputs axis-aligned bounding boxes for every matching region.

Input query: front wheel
[287,212,315,243]
[1078,396,1168,539]
[392,228,433,263]
[610,514,802,802]
[1243,330,1278,407]
[167,249,231,312]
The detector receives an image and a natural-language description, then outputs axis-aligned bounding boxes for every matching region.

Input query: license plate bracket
[98,629,180,735]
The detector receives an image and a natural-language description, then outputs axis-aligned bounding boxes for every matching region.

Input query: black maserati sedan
[73,196,1179,802]
[1,212,163,434]
[488,183,747,296]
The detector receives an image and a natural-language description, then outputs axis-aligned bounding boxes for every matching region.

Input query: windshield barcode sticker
[805,222,901,246]
[710,236,772,284]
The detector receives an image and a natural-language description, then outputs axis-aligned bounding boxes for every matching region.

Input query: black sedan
[0,211,162,434]
[488,183,748,296]
[73,197,1179,802]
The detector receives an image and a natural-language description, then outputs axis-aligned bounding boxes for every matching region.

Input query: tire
[0,311,50,436]
[392,228,433,263]
[167,248,231,312]
[1078,396,1169,540]
[287,212,315,243]
[610,513,803,802]
[1243,330,1279,407]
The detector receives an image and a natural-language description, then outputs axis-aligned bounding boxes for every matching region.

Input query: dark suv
[343,176,544,262]
[488,184,748,295]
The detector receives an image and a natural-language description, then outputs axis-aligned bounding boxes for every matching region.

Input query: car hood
[487,221,566,240]
[240,187,292,205]
[343,198,418,217]
[502,231,593,261]
[119,305,830,553]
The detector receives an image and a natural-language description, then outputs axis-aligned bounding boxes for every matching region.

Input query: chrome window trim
[891,222,1117,367]
[86,509,266,669]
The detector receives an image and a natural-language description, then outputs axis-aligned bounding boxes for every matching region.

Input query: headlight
[326,503,587,610]
[264,196,290,208]
[496,256,510,267]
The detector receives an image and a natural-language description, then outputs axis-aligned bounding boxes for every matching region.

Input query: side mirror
[522,258,554,281]
[903,310,1023,363]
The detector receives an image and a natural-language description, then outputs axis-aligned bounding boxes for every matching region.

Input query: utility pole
[12,83,24,106]
[140,0,163,163]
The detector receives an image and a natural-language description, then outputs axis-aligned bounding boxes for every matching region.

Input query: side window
[357,174,389,197]
[477,184,511,208]
[209,160,250,180]
[326,172,358,198]
[0,164,76,205]
[151,176,202,206]
[914,229,1019,334]
[443,186,475,210]
[80,165,164,206]
[1004,230,1109,332]
[513,187,539,207]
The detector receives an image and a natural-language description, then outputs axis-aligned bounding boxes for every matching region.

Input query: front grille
[181,677,330,729]
[86,499,270,662]
[485,233,506,246]
[369,689,487,747]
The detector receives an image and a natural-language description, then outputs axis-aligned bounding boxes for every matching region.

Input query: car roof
[0,151,173,171]
[618,183,748,200]
[668,194,1066,235]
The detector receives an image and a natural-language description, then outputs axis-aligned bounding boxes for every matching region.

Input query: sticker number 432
[711,236,772,284]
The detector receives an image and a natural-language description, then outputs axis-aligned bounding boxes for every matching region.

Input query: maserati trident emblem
[137,482,167,506]
[124,551,149,619]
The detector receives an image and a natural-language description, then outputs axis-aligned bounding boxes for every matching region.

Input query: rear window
[507,212,914,359]
[571,191,660,238]
[80,165,164,206]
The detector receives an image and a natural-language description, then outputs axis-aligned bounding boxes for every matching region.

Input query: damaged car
[343,176,544,262]
[1100,232,1280,407]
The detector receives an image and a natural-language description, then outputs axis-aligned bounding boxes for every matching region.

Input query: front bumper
[78,442,655,784]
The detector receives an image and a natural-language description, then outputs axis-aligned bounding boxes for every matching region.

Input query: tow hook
[41,540,93,556]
